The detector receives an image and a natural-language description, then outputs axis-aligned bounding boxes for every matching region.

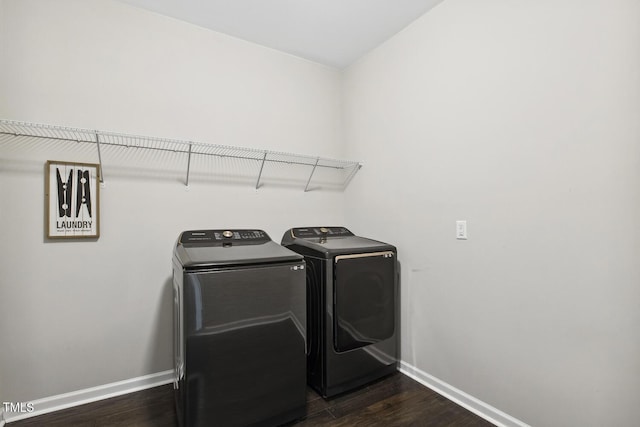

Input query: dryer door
[333,251,396,352]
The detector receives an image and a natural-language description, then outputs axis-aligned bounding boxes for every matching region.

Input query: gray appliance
[173,229,306,427]
[282,226,398,398]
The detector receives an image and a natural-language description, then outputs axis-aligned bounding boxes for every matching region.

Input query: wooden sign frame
[46,160,100,239]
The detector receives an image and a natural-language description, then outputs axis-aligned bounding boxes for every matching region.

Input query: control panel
[180,229,270,245]
[290,227,354,239]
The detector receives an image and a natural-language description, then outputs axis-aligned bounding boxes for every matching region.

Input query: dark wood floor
[9,373,494,426]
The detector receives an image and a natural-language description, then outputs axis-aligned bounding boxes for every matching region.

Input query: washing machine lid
[281,227,396,258]
[175,229,303,269]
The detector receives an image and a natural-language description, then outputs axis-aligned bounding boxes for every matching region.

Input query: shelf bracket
[95,131,104,183]
[255,151,267,190]
[343,163,362,189]
[304,157,320,192]
[185,143,193,186]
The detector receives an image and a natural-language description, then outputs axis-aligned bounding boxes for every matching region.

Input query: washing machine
[173,229,307,427]
[281,226,398,397]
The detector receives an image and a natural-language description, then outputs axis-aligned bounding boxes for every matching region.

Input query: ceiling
[115,0,445,69]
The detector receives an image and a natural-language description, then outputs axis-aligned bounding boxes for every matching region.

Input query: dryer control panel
[180,229,270,246]
[290,227,354,239]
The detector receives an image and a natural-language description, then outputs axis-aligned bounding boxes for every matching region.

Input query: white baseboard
[399,361,530,427]
[3,370,173,423]
[3,365,526,425]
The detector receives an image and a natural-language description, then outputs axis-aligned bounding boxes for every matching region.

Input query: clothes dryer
[281,227,397,397]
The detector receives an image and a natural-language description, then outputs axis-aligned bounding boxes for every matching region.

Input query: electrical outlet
[456,220,467,240]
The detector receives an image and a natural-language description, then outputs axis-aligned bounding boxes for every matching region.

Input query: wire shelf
[0,119,362,191]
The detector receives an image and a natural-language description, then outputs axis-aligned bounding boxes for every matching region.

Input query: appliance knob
[223,230,233,238]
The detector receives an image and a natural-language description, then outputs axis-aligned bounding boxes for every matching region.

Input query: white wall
[0,0,4,410]
[3,1,640,425]
[0,0,345,402]
[343,1,640,426]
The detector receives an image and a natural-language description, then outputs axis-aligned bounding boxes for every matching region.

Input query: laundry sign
[46,161,100,239]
